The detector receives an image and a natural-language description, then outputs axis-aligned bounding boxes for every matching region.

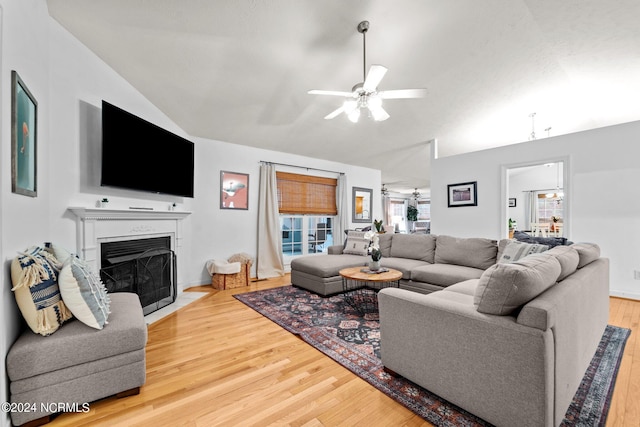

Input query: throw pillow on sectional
[10,245,74,336]
[498,240,548,264]
[58,255,111,329]
[44,241,112,329]
[343,230,370,256]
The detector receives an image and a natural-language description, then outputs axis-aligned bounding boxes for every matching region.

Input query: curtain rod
[259,160,344,175]
[521,188,563,193]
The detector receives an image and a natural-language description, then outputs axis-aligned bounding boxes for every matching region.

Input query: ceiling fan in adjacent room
[308,20,427,122]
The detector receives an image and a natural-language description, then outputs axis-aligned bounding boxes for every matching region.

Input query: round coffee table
[339,266,402,314]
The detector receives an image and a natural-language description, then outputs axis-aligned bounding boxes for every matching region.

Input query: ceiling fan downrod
[358,21,369,84]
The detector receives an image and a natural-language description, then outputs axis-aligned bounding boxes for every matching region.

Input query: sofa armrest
[378,288,553,426]
[327,245,344,255]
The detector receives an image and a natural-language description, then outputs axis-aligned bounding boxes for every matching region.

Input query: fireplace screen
[100,237,177,316]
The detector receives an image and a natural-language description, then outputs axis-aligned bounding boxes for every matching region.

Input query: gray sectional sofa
[291,232,610,427]
[291,233,499,296]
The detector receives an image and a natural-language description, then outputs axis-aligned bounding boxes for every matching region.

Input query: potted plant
[407,205,418,233]
[508,218,516,239]
[374,219,384,233]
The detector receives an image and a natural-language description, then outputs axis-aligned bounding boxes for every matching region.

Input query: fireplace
[68,207,191,316]
[99,236,176,315]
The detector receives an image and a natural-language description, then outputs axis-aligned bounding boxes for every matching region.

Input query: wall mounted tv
[101,100,195,198]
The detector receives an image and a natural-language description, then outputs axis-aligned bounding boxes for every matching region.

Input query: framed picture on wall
[11,71,38,197]
[447,181,477,207]
[508,198,517,207]
[220,171,249,210]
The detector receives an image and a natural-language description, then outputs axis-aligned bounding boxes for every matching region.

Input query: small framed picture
[447,181,477,207]
[11,71,38,197]
[508,198,517,207]
[220,171,249,210]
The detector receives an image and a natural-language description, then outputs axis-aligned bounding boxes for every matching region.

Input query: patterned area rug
[234,285,630,426]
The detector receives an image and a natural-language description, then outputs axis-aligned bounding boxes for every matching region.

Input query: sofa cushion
[411,264,485,287]
[290,254,367,278]
[545,245,579,281]
[441,279,479,296]
[389,234,436,263]
[6,293,146,381]
[378,257,430,280]
[498,240,548,264]
[571,242,600,268]
[10,246,73,336]
[378,233,393,258]
[343,231,369,256]
[435,235,498,270]
[474,253,562,315]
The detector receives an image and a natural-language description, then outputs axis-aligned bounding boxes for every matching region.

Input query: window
[280,216,334,256]
[537,196,563,222]
[388,199,406,232]
[417,200,431,220]
[537,193,563,223]
[276,172,337,258]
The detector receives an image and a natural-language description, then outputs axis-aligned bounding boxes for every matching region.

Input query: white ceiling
[46,0,640,194]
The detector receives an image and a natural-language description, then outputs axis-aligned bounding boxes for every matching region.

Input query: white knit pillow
[58,256,111,330]
[343,231,369,256]
[498,240,548,264]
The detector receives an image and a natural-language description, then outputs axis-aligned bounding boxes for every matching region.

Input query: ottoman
[7,292,147,426]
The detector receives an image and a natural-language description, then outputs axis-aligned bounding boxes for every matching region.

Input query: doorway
[503,158,569,239]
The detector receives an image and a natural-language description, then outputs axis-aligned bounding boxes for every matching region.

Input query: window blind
[276,171,337,215]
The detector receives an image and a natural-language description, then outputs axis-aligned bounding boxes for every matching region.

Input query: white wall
[431,121,640,300]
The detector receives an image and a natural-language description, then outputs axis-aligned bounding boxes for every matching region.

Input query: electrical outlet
[634,270,640,280]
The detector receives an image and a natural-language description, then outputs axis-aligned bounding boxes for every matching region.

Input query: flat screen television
[101,100,195,198]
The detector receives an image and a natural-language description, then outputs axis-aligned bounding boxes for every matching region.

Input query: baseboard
[610,290,640,301]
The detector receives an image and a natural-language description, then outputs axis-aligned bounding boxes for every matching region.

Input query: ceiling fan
[308,20,427,122]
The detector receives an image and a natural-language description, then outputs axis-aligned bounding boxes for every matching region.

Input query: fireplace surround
[69,207,190,313]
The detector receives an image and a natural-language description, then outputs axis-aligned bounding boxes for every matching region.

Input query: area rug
[234,285,631,426]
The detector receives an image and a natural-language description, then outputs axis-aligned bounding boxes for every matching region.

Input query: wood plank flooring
[49,275,639,426]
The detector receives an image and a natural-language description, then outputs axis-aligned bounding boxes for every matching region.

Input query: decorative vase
[369,260,381,271]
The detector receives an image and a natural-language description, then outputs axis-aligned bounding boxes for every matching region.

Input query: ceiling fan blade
[324,106,345,120]
[363,65,387,92]
[308,90,354,97]
[378,88,428,99]
[370,105,390,122]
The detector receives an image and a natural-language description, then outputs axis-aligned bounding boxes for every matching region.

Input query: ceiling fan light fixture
[308,20,426,122]
[348,108,360,123]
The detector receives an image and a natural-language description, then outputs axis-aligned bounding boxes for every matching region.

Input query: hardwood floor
[49,275,639,427]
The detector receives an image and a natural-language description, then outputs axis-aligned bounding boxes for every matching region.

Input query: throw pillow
[498,240,548,264]
[343,231,369,256]
[58,255,111,330]
[10,246,74,336]
[474,253,561,315]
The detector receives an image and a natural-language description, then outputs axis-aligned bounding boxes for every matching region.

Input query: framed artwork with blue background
[11,71,38,197]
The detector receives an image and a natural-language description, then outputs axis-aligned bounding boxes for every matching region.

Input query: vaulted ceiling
[46,0,640,195]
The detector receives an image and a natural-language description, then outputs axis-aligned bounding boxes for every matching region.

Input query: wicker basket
[211,261,252,290]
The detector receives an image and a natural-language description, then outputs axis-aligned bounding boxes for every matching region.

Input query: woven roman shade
[276,172,337,215]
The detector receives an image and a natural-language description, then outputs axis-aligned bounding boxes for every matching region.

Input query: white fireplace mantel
[68,207,191,273]
[69,207,191,221]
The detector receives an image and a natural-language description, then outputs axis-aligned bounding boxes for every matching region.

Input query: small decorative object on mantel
[364,230,382,271]
[96,198,109,208]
